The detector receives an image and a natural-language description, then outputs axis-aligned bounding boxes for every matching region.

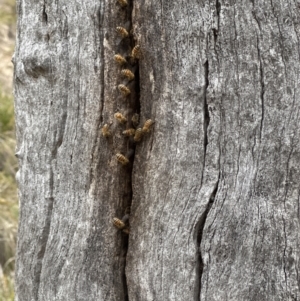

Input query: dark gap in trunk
[213,0,221,42]
[194,181,219,301]
[216,0,221,29]
[200,60,209,188]
[120,0,140,300]
[195,59,217,300]
[42,2,48,24]
[203,60,210,156]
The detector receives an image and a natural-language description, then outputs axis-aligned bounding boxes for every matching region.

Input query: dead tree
[14,0,300,300]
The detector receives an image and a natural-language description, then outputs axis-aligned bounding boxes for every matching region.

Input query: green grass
[0,0,16,26]
[0,92,14,134]
[0,0,17,299]
[0,273,14,301]
[0,89,17,299]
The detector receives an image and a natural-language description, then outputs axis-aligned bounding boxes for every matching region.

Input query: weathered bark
[14,0,134,300]
[14,0,300,301]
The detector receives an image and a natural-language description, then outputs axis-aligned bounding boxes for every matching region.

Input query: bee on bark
[142,119,154,133]
[113,217,126,229]
[101,124,111,137]
[116,26,129,38]
[118,84,131,96]
[122,128,136,136]
[122,228,130,234]
[114,54,127,65]
[131,113,139,127]
[114,112,127,124]
[116,153,129,165]
[131,45,142,59]
[113,213,130,233]
[121,69,135,81]
[134,128,144,142]
[117,0,128,7]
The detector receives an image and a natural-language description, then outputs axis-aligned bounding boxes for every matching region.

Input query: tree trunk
[14,0,300,300]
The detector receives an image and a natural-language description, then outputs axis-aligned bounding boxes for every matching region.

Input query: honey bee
[121,69,135,81]
[122,228,130,234]
[114,54,127,65]
[117,0,128,7]
[113,217,126,229]
[142,119,154,133]
[114,112,127,124]
[133,128,144,142]
[116,153,129,165]
[116,26,129,38]
[118,84,131,96]
[122,128,136,136]
[131,113,139,127]
[101,124,111,137]
[131,45,141,59]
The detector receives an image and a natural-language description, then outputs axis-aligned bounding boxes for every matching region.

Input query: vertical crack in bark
[35,196,54,300]
[121,232,130,301]
[213,0,221,43]
[120,0,140,300]
[256,36,265,140]
[194,59,215,300]
[42,1,48,24]
[216,0,221,26]
[122,62,140,301]
[200,61,209,187]
[203,61,209,159]
[251,1,264,140]
[282,216,288,288]
[194,181,219,301]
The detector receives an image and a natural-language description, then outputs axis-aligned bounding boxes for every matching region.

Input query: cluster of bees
[100,0,154,235]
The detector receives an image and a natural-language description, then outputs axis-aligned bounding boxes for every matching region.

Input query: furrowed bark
[126,1,219,300]
[14,0,300,300]
[127,0,300,300]
[201,0,300,300]
[14,0,136,300]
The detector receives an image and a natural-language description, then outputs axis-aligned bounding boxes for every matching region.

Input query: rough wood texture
[14,0,300,300]
[14,0,135,300]
[128,0,300,300]
[126,1,216,300]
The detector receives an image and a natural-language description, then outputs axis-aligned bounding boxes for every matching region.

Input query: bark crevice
[195,180,219,301]
[215,0,221,39]
[122,233,130,301]
[122,59,140,301]
[203,60,209,161]
[35,197,54,301]
[42,2,48,24]
[120,0,141,299]
[282,216,288,288]
[201,60,209,188]
[251,1,265,140]
[256,36,265,140]
[194,59,216,301]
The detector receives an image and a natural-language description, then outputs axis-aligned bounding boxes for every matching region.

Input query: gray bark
[14,0,300,301]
